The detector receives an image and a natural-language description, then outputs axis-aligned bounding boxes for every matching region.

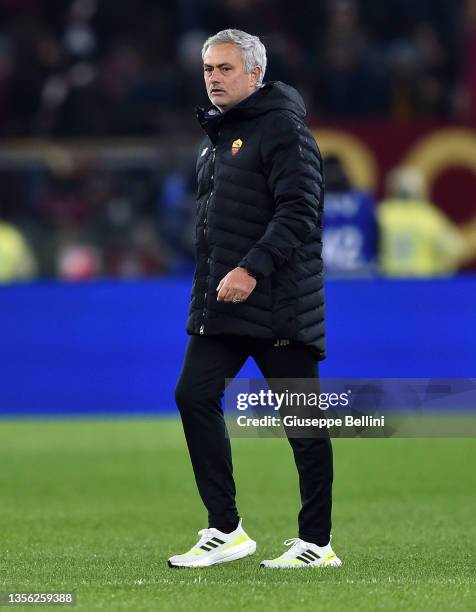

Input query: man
[377,166,470,276]
[322,155,378,276]
[0,219,37,282]
[170,29,341,569]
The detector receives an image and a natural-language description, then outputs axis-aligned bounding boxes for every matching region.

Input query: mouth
[211,89,225,95]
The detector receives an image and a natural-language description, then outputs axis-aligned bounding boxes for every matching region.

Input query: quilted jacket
[186,81,326,359]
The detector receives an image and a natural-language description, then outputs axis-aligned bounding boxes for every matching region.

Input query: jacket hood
[232,81,306,119]
[197,81,306,126]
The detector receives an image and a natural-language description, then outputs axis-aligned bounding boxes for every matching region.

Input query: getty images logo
[236,390,350,411]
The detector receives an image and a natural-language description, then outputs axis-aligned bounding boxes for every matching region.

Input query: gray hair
[202,29,267,86]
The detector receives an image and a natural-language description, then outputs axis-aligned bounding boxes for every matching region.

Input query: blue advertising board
[0,277,474,416]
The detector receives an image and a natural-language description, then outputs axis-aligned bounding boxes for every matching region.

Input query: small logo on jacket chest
[231,139,243,156]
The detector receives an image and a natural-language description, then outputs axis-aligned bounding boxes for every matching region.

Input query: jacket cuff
[238,250,274,280]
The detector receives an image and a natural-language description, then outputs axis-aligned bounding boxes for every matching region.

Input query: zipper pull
[199,325,205,334]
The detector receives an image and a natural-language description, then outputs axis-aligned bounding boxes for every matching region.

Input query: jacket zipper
[200,146,216,335]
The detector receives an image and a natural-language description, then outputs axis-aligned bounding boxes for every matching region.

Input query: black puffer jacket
[186,81,326,359]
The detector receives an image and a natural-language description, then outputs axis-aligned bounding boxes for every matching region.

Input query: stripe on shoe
[200,538,226,552]
[306,549,321,560]
[296,555,311,564]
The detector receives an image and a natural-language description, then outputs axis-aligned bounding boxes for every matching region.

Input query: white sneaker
[260,537,342,568]
[168,519,256,568]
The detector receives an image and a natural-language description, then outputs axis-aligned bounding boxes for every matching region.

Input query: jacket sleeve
[238,113,323,279]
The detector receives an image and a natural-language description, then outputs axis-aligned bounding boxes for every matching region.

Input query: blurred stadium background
[0,0,475,414]
[0,2,475,610]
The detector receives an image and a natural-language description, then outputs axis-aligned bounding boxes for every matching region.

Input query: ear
[250,66,261,86]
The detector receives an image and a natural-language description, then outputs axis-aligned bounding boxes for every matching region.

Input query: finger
[217,286,231,302]
[224,288,237,303]
[233,292,247,303]
[224,288,239,303]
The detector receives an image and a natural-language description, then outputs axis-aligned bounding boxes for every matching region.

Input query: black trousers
[174,334,333,546]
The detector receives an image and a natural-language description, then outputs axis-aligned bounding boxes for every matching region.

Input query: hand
[216,267,257,303]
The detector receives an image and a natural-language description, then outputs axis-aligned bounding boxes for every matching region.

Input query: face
[203,43,261,111]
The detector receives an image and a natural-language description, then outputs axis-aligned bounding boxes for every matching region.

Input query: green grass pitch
[0,419,475,611]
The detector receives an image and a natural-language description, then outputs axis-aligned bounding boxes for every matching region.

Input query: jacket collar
[195,86,266,142]
[195,105,224,143]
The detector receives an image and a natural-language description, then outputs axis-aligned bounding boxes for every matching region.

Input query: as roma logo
[231,138,243,156]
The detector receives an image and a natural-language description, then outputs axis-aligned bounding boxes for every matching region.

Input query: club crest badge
[231,139,243,156]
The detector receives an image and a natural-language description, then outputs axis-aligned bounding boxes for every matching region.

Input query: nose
[208,69,223,84]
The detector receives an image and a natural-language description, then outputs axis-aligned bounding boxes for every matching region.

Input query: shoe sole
[260,558,342,569]
[168,540,257,568]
